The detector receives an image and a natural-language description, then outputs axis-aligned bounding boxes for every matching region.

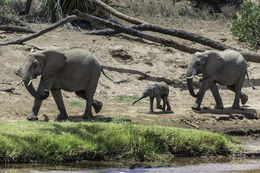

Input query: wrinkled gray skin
[186,49,254,110]
[22,48,123,121]
[132,82,171,113]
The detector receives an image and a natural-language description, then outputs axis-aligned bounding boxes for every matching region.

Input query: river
[1,158,260,173]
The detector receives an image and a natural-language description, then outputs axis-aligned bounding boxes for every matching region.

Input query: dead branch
[181,119,199,129]
[0,15,82,46]
[93,0,147,24]
[85,25,260,63]
[0,25,36,33]
[76,10,201,53]
[85,24,233,50]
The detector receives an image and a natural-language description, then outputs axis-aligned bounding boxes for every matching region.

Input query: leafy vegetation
[231,1,260,48]
[41,0,111,22]
[0,122,236,164]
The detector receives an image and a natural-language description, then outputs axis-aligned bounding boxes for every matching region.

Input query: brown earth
[0,16,260,146]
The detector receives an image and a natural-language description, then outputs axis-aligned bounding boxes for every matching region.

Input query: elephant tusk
[17,79,23,86]
[186,75,194,79]
[27,79,32,86]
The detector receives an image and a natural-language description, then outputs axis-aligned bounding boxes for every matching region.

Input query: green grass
[115,95,139,103]
[0,121,237,164]
[68,101,84,107]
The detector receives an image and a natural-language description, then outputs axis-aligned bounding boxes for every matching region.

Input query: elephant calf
[186,49,255,110]
[21,48,126,121]
[132,82,172,113]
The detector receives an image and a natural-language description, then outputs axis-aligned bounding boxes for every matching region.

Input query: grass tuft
[0,122,237,164]
[115,95,139,103]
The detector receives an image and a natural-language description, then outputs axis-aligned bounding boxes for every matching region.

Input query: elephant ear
[42,49,66,79]
[203,51,224,79]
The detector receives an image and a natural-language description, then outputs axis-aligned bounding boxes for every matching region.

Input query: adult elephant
[21,48,126,121]
[186,49,255,110]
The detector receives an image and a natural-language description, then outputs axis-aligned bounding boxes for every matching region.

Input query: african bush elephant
[21,48,126,121]
[132,82,171,113]
[186,49,255,110]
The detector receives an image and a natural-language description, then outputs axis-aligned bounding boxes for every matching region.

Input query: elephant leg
[82,79,99,120]
[210,82,223,109]
[51,89,68,120]
[162,96,166,111]
[227,86,248,105]
[75,91,103,113]
[232,73,245,109]
[149,97,154,113]
[27,81,47,121]
[27,99,42,121]
[192,78,213,110]
[83,92,94,120]
[156,95,162,109]
[165,96,172,111]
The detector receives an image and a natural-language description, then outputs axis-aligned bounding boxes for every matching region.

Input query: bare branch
[76,10,201,53]
[0,15,82,46]
[93,0,147,24]
[84,20,260,63]
[0,25,36,33]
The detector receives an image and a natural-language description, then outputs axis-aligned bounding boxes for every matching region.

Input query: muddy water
[1,158,260,173]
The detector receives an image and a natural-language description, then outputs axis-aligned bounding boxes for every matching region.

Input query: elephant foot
[191,102,201,110]
[166,108,172,112]
[148,110,154,114]
[241,95,248,105]
[83,111,93,120]
[93,101,103,113]
[27,114,38,121]
[55,114,69,121]
[214,104,224,110]
[232,104,240,109]
[156,105,163,109]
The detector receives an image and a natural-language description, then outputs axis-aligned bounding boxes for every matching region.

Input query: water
[1,158,260,173]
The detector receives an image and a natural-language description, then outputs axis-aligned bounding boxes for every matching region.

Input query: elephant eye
[32,63,37,68]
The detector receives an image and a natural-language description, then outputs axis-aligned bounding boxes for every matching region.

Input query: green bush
[231,1,260,48]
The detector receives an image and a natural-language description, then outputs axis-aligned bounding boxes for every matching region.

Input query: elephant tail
[101,69,128,84]
[246,71,256,90]
[132,96,146,105]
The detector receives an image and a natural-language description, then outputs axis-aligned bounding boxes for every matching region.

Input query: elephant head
[186,50,224,98]
[22,49,66,100]
[132,86,153,105]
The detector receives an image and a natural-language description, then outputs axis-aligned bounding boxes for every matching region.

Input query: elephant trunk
[132,95,147,105]
[186,75,197,98]
[23,78,49,100]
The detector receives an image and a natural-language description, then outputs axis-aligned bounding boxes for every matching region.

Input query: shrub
[231,1,260,48]
[41,0,111,22]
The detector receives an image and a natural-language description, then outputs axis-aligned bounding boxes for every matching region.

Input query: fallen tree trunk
[0,15,81,46]
[75,10,201,53]
[78,11,260,63]
[0,25,36,33]
[85,24,233,50]
[93,0,147,24]
[92,1,260,63]
[91,0,232,50]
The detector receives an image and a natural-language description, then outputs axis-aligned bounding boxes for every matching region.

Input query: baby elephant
[132,82,172,113]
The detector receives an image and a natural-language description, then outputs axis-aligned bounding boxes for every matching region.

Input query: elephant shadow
[64,115,114,122]
[148,111,174,115]
[195,107,259,120]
